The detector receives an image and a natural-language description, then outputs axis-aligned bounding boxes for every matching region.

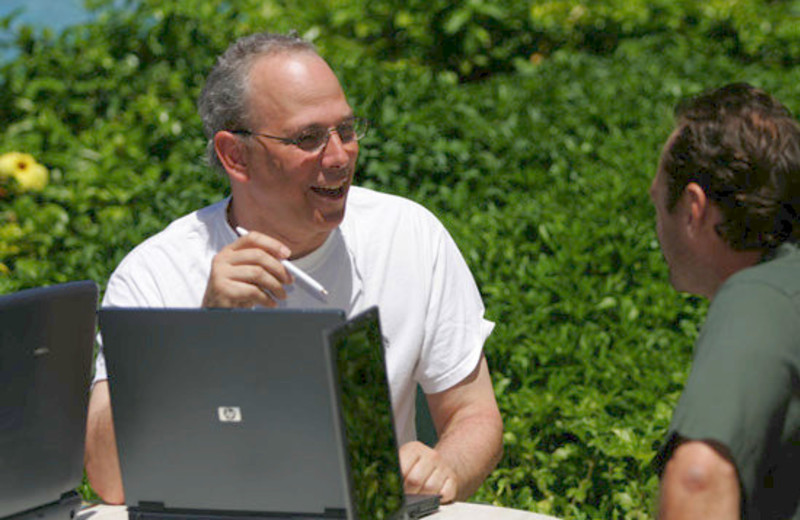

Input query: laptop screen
[329,308,405,520]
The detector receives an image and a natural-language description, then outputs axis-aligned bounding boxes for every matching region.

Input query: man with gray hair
[85,32,503,505]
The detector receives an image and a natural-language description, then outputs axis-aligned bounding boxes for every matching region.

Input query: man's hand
[399,441,458,503]
[202,231,294,308]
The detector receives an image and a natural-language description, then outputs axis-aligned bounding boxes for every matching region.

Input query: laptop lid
[325,307,440,520]
[0,281,99,519]
[100,307,348,518]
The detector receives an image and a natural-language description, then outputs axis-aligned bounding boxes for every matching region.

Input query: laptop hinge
[1,491,81,520]
[135,502,167,511]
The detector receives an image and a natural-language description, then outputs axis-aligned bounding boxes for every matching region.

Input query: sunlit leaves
[1,0,799,517]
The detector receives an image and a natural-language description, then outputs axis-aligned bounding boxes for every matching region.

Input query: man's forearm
[426,354,504,501]
[434,409,503,500]
[84,381,125,504]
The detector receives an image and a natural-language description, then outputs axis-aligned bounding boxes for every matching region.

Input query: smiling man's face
[238,51,359,255]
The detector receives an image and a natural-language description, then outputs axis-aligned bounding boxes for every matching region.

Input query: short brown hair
[662,82,800,250]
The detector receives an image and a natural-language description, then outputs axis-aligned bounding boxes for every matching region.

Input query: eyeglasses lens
[296,119,365,152]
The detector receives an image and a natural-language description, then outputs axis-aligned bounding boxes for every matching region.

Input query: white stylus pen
[236,226,329,297]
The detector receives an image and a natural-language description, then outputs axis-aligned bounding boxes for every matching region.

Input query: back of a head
[197,31,318,175]
[662,82,800,251]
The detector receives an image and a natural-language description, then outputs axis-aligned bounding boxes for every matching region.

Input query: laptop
[0,280,99,520]
[99,308,348,519]
[324,307,440,520]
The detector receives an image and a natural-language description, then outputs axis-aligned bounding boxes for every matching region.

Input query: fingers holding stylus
[236,227,328,298]
[202,233,293,308]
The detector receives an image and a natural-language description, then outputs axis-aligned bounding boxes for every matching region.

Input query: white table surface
[78,502,559,520]
[434,502,559,519]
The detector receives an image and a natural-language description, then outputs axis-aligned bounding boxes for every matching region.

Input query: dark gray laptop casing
[0,281,99,520]
[100,308,347,517]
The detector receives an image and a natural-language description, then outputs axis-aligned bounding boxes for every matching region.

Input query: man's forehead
[245,52,350,128]
[650,130,678,196]
[655,128,681,175]
[661,127,681,156]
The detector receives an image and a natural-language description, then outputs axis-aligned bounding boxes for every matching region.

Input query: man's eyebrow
[292,114,356,134]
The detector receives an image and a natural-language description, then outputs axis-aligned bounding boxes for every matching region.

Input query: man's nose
[321,130,352,168]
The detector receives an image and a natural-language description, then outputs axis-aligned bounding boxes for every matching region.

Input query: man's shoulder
[113,200,228,272]
[724,242,800,301]
[346,186,442,228]
[103,200,228,307]
[702,243,800,358]
[347,185,430,212]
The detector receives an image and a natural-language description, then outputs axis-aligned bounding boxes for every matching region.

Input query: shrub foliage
[2,1,799,517]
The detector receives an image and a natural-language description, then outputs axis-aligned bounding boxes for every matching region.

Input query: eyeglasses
[231,117,369,153]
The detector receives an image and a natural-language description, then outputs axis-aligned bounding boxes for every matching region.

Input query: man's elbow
[84,433,126,504]
[659,440,740,519]
[487,412,504,469]
[86,468,125,505]
[464,406,503,486]
[667,441,738,493]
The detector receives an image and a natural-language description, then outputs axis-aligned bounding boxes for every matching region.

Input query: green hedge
[3,1,800,517]
[273,0,800,77]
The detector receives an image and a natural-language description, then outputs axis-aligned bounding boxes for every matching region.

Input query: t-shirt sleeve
[92,258,168,384]
[655,280,798,495]
[415,219,494,394]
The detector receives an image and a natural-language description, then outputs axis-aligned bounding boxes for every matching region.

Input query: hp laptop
[0,280,99,520]
[324,307,440,520]
[99,308,348,519]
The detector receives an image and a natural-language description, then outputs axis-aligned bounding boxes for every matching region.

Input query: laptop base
[1,491,81,520]
[403,495,440,520]
[128,505,345,520]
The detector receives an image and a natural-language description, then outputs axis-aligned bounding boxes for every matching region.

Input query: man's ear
[214,131,249,182]
[684,181,711,237]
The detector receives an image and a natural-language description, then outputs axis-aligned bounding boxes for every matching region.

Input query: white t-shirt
[95,186,493,444]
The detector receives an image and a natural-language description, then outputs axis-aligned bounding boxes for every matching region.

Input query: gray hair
[198,31,317,175]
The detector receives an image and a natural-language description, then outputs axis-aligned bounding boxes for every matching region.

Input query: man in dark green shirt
[651,83,800,519]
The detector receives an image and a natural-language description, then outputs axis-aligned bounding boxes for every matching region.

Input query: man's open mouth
[311,185,346,198]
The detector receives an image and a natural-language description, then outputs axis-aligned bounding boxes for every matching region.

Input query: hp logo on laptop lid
[217,407,242,423]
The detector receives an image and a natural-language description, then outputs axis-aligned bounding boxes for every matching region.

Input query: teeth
[312,185,345,196]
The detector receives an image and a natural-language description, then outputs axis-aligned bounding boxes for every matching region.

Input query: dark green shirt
[656,243,800,519]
